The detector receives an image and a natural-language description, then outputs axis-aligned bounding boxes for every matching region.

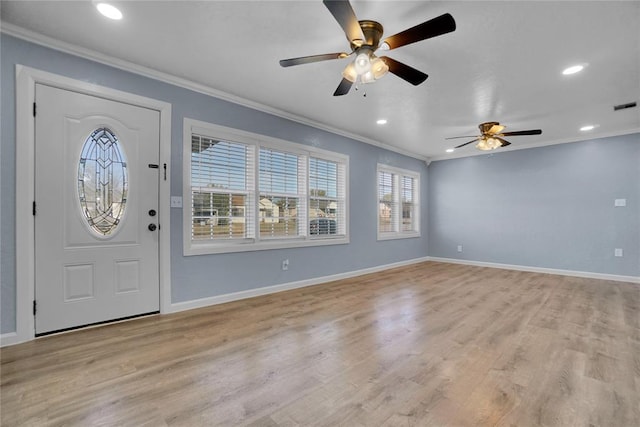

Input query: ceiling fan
[279,0,456,96]
[447,122,543,151]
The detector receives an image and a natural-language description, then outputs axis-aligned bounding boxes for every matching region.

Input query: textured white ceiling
[2,1,639,160]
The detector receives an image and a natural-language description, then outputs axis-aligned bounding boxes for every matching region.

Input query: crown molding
[1,22,428,162]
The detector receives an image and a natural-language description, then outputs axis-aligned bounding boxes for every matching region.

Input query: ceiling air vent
[613,101,637,111]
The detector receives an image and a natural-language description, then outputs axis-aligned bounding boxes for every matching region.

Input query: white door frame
[10,65,172,346]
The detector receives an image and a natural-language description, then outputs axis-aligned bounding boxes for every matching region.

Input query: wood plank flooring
[1,262,639,426]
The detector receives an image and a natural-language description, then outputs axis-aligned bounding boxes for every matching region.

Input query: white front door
[34,84,161,334]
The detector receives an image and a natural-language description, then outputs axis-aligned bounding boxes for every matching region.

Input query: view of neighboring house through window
[184,119,349,255]
[377,164,420,240]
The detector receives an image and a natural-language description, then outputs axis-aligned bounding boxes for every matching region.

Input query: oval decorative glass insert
[78,128,128,236]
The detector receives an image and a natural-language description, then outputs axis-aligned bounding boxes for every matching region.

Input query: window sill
[185,235,350,256]
[377,231,421,241]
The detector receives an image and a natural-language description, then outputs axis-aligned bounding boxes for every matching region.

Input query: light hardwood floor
[2,262,639,426]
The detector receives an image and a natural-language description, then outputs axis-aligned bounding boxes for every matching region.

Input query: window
[377,165,420,240]
[184,119,348,255]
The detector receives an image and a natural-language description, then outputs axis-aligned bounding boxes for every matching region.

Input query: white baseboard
[169,256,430,313]
[427,257,640,284]
[0,332,19,347]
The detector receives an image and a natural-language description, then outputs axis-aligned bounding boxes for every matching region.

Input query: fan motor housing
[479,121,500,134]
[352,20,384,49]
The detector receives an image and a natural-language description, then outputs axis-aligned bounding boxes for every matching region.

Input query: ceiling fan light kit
[475,137,502,151]
[342,55,389,84]
[279,0,456,96]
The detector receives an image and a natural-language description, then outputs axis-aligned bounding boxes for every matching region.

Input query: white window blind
[378,171,397,233]
[377,165,420,240]
[401,175,416,232]
[259,148,306,238]
[309,157,346,236]
[191,135,254,241]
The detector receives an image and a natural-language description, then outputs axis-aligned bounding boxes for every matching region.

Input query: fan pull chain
[353,80,367,97]
[354,86,367,97]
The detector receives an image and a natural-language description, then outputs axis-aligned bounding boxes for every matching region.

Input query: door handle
[148,223,157,231]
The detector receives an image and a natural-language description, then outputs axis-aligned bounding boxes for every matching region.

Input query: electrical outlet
[457,245,463,253]
[614,248,623,257]
[614,199,627,207]
[282,259,289,271]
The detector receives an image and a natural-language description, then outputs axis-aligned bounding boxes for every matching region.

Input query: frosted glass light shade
[354,53,371,75]
[371,57,389,79]
[342,63,358,83]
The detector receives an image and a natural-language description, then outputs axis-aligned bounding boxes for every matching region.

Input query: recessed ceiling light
[562,64,584,75]
[96,3,123,20]
[580,125,595,131]
[376,119,387,125]
[446,148,455,153]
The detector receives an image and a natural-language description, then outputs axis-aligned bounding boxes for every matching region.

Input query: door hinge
[33,201,36,216]
[33,300,37,316]
[33,102,36,117]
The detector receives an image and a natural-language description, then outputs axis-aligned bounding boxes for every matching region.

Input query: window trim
[183,118,349,255]
[377,164,421,241]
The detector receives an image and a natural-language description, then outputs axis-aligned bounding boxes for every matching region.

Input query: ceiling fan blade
[333,77,353,96]
[279,52,349,67]
[454,139,479,149]
[500,129,542,136]
[445,135,479,140]
[496,137,511,147]
[380,56,428,85]
[382,13,456,50]
[323,0,365,44]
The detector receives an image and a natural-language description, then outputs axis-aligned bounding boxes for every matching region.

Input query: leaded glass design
[78,128,128,236]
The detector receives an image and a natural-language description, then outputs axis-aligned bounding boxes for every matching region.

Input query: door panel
[35,84,160,334]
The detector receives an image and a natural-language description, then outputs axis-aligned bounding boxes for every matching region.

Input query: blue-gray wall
[428,134,640,277]
[0,34,429,334]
